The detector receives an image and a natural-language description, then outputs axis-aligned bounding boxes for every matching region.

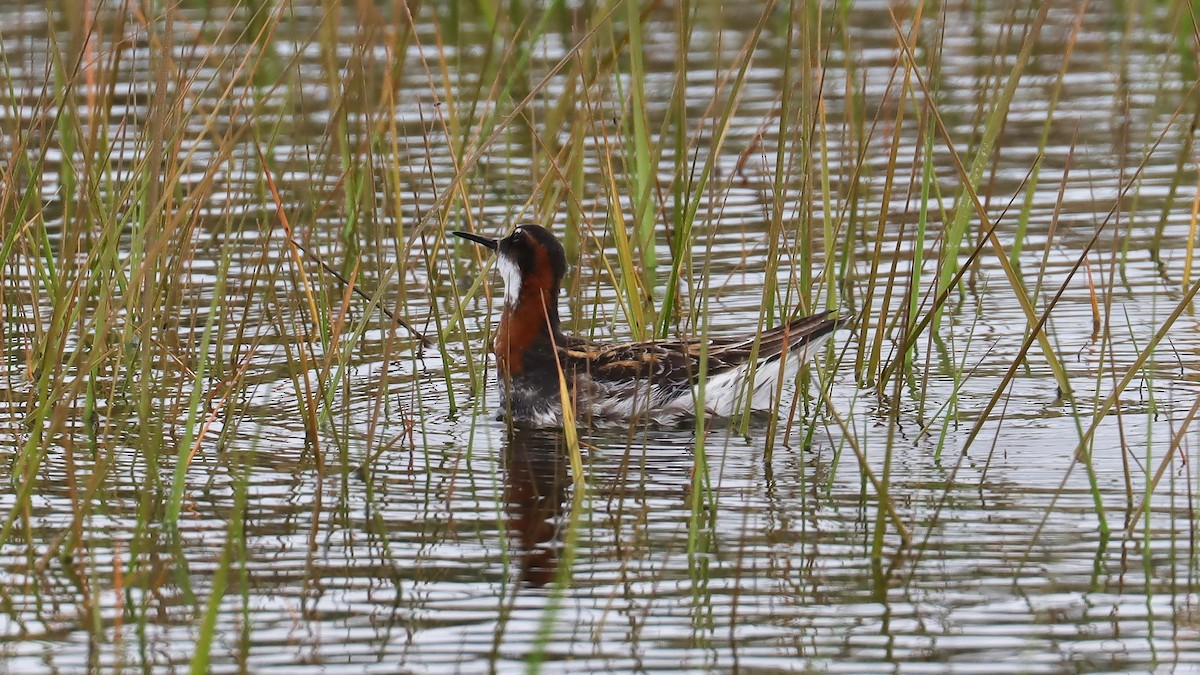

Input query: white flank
[574,329,838,425]
[697,330,835,417]
[497,255,522,308]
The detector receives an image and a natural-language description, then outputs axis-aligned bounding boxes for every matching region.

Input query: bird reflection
[502,428,571,587]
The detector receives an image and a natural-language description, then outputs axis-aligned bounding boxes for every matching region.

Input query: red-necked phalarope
[453,225,848,427]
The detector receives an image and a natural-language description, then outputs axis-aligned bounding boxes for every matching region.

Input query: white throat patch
[497,255,522,308]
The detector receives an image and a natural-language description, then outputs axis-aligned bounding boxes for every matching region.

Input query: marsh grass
[1,0,1199,670]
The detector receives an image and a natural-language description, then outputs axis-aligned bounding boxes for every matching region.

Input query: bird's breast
[492,305,547,377]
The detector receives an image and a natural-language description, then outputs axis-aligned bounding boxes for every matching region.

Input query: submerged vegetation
[0,0,1198,670]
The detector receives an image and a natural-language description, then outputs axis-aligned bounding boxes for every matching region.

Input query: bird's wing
[558,312,845,384]
[724,312,845,362]
[558,339,695,387]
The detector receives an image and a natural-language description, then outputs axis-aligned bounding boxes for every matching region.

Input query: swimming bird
[453,225,848,427]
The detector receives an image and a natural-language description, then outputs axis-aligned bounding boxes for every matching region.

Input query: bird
[453,224,849,427]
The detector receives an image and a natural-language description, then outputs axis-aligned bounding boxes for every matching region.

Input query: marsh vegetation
[0,0,1198,671]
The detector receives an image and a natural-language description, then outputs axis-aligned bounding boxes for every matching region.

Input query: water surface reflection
[502,428,571,589]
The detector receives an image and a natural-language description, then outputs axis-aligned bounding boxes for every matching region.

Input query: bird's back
[551,312,847,424]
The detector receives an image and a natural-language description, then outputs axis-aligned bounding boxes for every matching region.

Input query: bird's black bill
[452,231,499,250]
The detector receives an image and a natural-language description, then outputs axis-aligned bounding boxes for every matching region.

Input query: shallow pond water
[1,1,1199,673]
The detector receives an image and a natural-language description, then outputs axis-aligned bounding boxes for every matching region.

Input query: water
[1,1,1199,672]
